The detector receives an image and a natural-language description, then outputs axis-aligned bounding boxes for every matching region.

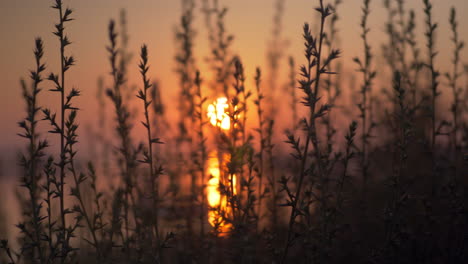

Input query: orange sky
[1,0,468,178]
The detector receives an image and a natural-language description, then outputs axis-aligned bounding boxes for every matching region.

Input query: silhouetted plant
[105,19,139,254]
[253,67,266,231]
[41,1,82,261]
[445,7,465,165]
[282,1,341,261]
[422,0,441,200]
[353,0,377,210]
[322,0,342,153]
[174,0,197,237]
[136,44,165,260]
[16,37,48,264]
[266,0,287,118]
[202,0,235,97]
[193,70,208,238]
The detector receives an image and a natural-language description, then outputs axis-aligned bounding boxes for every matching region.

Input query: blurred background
[1,0,467,240]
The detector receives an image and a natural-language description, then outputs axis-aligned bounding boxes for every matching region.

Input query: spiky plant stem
[137,44,164,259]
[406,10,422,107]
[265,119,277,228]
[43,157,56,260]
[447,7,464,163]
[18,37,47,264]
[58,2,67,243]
[175,0,197,236]
[282,1,339,261]
[106,19,137,251]
[353,0,376,206]
[337,121,357,213]
[423,0,439,195]
[194,71,207,238]
[54,1,68,253]
[266,0,286,118]
[288,57,298,131]
[322,0,342,153]
[383,0,397,72]
[45,1,76,260]
[423,0,439,150]
[254,68,265,231]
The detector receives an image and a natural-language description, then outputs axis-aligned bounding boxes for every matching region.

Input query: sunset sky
[1,0,467,179]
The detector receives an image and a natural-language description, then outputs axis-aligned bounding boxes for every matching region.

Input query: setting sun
[207,97,231,130]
